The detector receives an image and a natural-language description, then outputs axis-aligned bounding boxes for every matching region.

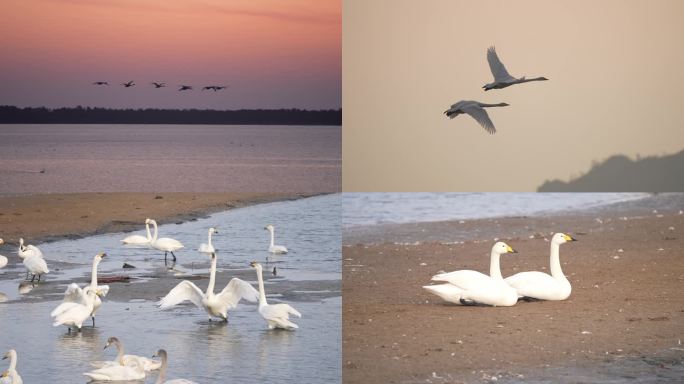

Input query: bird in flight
[483,46,548,91]
[92,81,109,86]
[122,81,135,88]
[178,85,193,91]
[444,100,509,134]
[151,82,166,88]
[202,85,227,92]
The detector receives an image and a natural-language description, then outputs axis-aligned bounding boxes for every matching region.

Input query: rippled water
[0,195,341,383]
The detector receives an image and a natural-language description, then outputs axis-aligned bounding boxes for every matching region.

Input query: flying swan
[423,242,519,306]
[265,224,288,254]
[250,261,301,329]
[505,233,577,300]
[90,337,161,371]
[1,350,22,384]
[198,227,218,254]
[158,252,259,322]
[152,349,197,384]
[121,219,153,245]
[148,219,185,262]
[483,46,548,91]
[444,100,509,134]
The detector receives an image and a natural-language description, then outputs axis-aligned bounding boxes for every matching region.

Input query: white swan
[148,219,184,262]
[83,356,145,381]
[51,253,109,327]
[250,261,301,329]
[152,349,197,384]
[198,227,218,254]
[483,46,548,91]
[52,289,97,332]
[1,350,22,384]
[90,337,161,371]
[18,238,42,259]
[158,252,259,321]
[444,100,509,134]
[505,233,577,300]
[0,239,7,269]
[423,242,519,306]
[265,224,288,254]
[23,254,48,282]
[121,219,152,245]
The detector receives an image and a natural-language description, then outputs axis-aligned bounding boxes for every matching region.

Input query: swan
[83,357,145,381]
[23,254,48,282]
[148,219,185,262]
[152,82,166,88]
[250,261,301,330]
[423,242,519,306]
[1,350,22,384]
[122,81,135,87]
[265,224,288,254]
[51,253,109,327]
[198,227,218,254]
[158,252,259,321]
[505,233,577,300]
[93,81,109,85]
[121,220,152,245]
[0,238,7,269]
[52,289,97,333]
[152,349,197,384]
[178,85,193,91]
[483,46,548,91]
[90,337,161,371]
[18,238,42,259]
[444,100,509,134]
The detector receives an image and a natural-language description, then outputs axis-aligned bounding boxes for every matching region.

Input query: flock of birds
[93,81,228,92]
[445,46,548,134]
[423,233,576,306]
[0,221,299,383]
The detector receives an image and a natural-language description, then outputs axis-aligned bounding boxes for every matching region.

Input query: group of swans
[445,46,548,134]
[84,337,163,382]
[121,218,184,261]
[18,238,49,282]
[1,349,21,384]
[423,233,576,306]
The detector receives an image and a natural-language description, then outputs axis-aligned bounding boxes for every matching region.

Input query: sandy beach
[343,199,684,383]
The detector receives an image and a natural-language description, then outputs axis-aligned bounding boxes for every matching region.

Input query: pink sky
[0,0,341,109]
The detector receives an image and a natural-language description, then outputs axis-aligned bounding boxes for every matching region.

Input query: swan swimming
[51,253,109,327]
[483,46,548,91]
[1,350,22,384]
[121,219,152,245]
[198,227,218,254]
[0,239,7,269]
[444,100,509,134]
[18,238,42,259]
[250,261,301,329]
[83,356,145,382]
[265,224,288,254]
[148,219,185,262]
[158,252,259,322]
[52,288,97,332]
[90,337,161,371]
[152,349,197,384]
[505,233,577,300]
[423,242,519,306]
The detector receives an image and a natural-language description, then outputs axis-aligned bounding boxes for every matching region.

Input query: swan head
[553,233,577,245]
[209,227,218,234]
[152,349,167,359]
[104,337,120,350]
[264,224,274,231]
[250,261,263,271]
[94,252,107,262]
[145,218,156,225]
[0,370,7,378]
[493,241,517,255]
[0,238,3,245]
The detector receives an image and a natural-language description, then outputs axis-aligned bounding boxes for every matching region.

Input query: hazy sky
[343,0,684,191]
[0,0,340,109]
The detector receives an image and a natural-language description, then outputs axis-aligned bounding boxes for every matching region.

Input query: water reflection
[18,281,34,294]
[0,293,7,302]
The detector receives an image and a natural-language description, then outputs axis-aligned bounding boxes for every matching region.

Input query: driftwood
[98,275,130,283]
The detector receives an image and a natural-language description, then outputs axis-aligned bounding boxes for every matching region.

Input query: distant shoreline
[0,106,342,125]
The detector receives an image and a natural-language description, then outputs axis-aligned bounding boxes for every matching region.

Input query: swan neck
[207,255,217,295]
[115,340,124,365]
[8,350,17,371]
[151,221,158,243]
[489,250,503,280]
[549,243,566,281]
[90,258,99,288]
[256,267,267,305]
[269,229,275,247]
[145,222,151,241]
[208,229,213,247]
[156,355,167,384]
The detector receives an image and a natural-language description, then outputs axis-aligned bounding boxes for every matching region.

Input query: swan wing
[121,234,148,244]
[198,243,214,253]
[83,364,145,380]
[487,46,516,83]
[431,270,491,290]
[23,255,49,274]
[124,355,161,371]
[158,280,204,309]
[261,302,301,320]
[26,244,43,257]
[462,105,496,134]
[95,284,110,297]
[423,283,465,304]
[62,283,86,303]
[505,271,569,300]
[217,278,259,309]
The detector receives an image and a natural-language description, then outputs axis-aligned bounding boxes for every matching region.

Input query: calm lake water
[0,195,341,383]
[0,124,341,193]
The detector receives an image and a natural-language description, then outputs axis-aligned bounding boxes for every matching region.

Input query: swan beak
[564,234,577,242]
[507,245,518,253]
[249,261,257,267]
[1,356,6,360]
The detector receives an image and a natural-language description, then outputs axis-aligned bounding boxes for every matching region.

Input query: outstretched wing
[262,303,301,319]
[217,278,259,309]
[487,46,516,83]
[158,280,204,310]
[51,283,87,317]
[462,105,496,134]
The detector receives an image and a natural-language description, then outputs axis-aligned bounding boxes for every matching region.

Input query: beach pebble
[613,255,620,259]
[617,249,624,253]
[419,262,427,266]
[668,226,675,231]
[581,331,592,334]
[459,220,465,224]
[679,210,683,215]
[657,248,665,251]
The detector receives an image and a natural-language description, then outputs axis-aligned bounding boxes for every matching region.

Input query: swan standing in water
[505,233,577,300]
[1,350,22,384]
[444,100,509,134]
[83,357,145,381]
[90,337,161,371]
[0,239,7,269]
[52,288,97,333]
[159,252,258,322]
[198,227,218,254]
[121,219,153,245]
[250,261,301,329]
[148,219,185,262]
[51,253,109,327]
[152,349,197,384]
[423,242,519,306]
[18,238,42,259]
[265,224,288,254]
[22,254,48,282]
[483,46,548,91]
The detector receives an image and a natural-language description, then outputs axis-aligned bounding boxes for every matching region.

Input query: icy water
[0,124,341,192]
[0,195,341,383]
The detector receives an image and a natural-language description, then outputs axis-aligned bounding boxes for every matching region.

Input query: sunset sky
[0,0,340,109]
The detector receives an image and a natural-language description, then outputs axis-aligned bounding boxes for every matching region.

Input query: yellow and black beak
[506,245,518,253]
[563,234,577,242]
[249,261,257,267]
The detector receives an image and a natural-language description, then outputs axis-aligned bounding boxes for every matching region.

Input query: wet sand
[343,206,684,383]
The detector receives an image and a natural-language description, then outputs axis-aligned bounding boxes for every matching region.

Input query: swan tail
[423,284,464,305]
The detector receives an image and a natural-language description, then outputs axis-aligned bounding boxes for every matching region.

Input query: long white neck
[150,221,158,243]
[256,266,267,305]
[207,229,213,248]
[207,255,217,295]
[549,242,568,282]
[155,354,167,384]
[90,258,100,290]
[7,350,17,371]
[269,229,275,247]
[489,250,503,280]
[145,222,152,241]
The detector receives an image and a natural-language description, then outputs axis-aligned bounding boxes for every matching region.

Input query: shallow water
[0,195,341,383]
[0,124,341,192]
